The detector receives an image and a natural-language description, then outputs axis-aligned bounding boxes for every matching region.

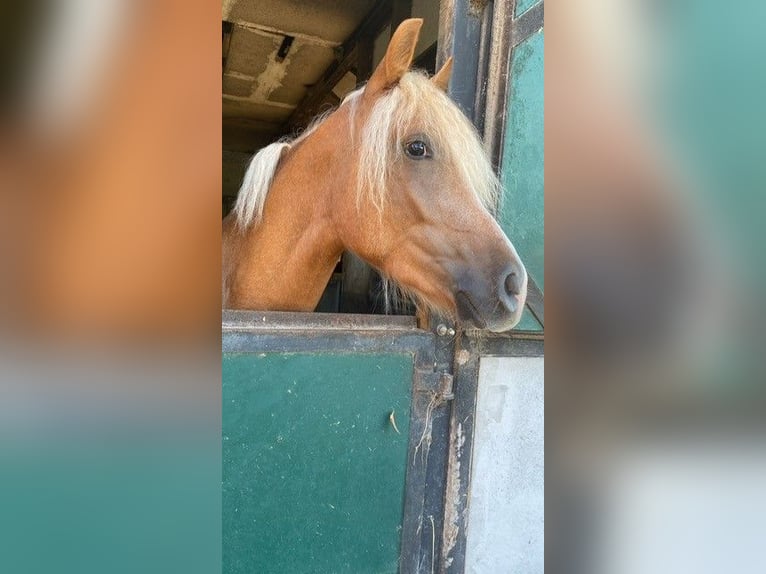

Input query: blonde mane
[232,141,291,228]
[357,71,500,213]
[232,72,498,228]
[232,88,362,229]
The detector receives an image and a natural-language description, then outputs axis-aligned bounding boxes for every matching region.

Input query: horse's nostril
[504,271,521,297]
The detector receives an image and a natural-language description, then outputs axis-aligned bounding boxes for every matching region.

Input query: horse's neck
[226,136,346,311]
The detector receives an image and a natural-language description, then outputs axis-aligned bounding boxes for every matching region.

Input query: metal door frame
[435,1,544,571]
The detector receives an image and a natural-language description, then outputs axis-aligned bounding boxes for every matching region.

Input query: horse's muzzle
[501,265,524,312]
[455,262,527,332]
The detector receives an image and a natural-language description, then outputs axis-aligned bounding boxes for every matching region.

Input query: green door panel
[500,28,544,331]
[515,306,543,331]
[223,352,414,574]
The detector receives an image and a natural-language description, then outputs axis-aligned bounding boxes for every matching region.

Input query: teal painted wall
[500,28,544,331]
[223,353,414,574]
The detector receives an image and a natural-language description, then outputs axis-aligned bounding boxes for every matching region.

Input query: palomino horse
[222,18,527,332]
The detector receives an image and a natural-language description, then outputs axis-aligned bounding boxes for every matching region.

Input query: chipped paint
[442,422,466,568]
[224,70,255,81]
[222,1,374,156]
[468,0,489,17]
[222,0,237,21]
[251,40,293,103]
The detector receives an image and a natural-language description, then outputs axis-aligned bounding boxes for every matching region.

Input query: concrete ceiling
[222,0,378,154]
[221,0,440,204]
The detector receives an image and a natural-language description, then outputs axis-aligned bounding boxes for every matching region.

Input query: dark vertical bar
[483,0,515,178]
[434,1,498,572]
[356,34,375,84]
[442,334,481,574]
[472,3,494,134]
[339,253,372,313]
[222,21,233,71]
[424,414,453,573]
[391,0,414,32]
[342,13,380,311]
[396,321,458,574]
[436,0,486,119]
[399,349,440,574]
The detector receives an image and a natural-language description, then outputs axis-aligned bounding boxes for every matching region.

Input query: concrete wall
[464,356,544,573]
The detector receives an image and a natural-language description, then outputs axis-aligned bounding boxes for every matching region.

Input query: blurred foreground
[547,1,766,572]
[0,0,221,340]
[0,2,221,573]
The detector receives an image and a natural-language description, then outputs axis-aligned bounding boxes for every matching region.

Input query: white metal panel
[465,356,544,574]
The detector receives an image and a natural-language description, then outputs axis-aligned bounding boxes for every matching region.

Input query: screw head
[436,324,448,336]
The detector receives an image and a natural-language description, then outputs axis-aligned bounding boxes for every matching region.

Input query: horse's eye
[404,140,430,159]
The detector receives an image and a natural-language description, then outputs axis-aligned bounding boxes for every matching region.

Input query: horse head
[225,19,527,332]
[332,19,528,332]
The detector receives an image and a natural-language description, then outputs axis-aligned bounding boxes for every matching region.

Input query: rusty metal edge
[483,0,515,175]
[222,309,418,331]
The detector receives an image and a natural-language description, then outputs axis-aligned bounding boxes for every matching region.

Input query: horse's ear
[365,18,423,96]
[432,57,453,92]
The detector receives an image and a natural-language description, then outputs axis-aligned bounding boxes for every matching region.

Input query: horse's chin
[455,291,523,333]
[455,291,487,329]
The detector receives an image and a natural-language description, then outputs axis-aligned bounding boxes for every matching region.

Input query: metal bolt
[447,327,456,336]
[436,324,448,336]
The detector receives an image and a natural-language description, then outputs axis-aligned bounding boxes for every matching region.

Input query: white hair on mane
[232,88,363,229]
[233,141,291,228]
[357,71,500,213]
[232,73,497,229]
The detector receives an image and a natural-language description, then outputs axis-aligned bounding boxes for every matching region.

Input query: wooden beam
[285,0,392,133]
